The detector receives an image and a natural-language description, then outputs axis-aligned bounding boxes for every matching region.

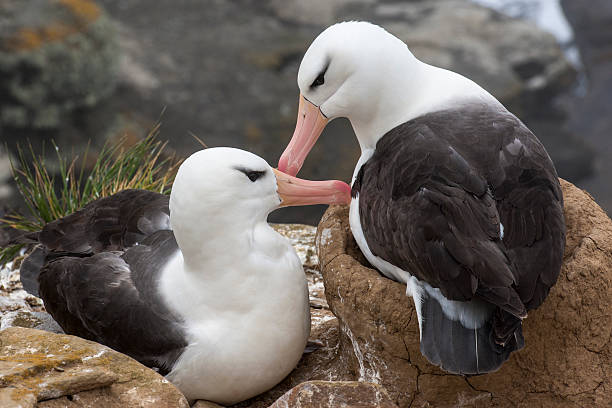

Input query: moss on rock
[0,0,119,129]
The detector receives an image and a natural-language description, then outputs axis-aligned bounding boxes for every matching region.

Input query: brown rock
[0,327,189,407]
[268,380,397,408]
[316,179,612,407]
[192,400,225,408]
[0,387,37,408]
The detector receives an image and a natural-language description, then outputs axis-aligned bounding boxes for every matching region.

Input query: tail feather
[419,291,524,375]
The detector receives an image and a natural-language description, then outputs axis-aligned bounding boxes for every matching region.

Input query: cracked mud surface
[316,179,611,408]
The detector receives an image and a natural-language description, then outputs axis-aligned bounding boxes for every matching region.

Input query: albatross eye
[311,72,325,88]
[246,170,265,182]
[235,167,266,182]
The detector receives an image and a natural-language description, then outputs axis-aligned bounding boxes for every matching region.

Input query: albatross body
[20,147,351,404]
[278,22,566,374]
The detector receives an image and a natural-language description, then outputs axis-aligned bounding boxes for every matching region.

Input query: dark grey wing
[354,123,526,318]
[353,105,565,374]
[20,189,170,297]
[493,154,565,312]
[421,105,565,312]
[354,124,527,374]
[39,189,170,254]
[38,230,186,374]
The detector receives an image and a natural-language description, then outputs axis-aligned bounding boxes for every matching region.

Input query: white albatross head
[278,21,424,175]
[170,147,350,215]
[169,147,350,263]
[278,21,491,177]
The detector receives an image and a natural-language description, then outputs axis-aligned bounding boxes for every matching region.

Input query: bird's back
[20,190,187,373]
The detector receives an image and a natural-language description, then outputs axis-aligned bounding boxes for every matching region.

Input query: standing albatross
[19,147,351,404]
[278,21,565,375]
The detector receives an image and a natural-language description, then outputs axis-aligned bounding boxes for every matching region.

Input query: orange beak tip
[333,180,352,205]
[273,168,352,207]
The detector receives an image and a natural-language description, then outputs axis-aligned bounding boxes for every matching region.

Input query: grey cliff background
[0,0,610,224]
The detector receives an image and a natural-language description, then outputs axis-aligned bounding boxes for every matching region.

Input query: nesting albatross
[19,147,351,404]
[278,21,566,375]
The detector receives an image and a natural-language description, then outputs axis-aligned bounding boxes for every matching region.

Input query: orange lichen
[0,328,188,405]
[2,0,101,52]
[3,387,36,405]
[57,0,101,23]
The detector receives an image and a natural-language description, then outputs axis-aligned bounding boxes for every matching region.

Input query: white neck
[160,221,310,403]
[349,60,500,152]
[160,218,305,323]
[172,212,259,272]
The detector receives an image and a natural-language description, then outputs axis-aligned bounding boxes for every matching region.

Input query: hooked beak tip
[331,180,352,205]
[273,168,352,207]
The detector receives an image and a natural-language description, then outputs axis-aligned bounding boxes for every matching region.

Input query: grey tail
[19,245,48,297]
[419,291,524,375]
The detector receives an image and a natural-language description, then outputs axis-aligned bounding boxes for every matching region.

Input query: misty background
[1,0,610,225]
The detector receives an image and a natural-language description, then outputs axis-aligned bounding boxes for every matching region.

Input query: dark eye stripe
[246,171,265,182]
[235,167,266,182]
[310,62,329,88]
[311,72,325,87]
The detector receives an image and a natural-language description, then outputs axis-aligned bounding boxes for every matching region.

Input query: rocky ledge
[2,183,611,407]
[0,327,189,407]
[316,179,611,408]
[0,224,382,407]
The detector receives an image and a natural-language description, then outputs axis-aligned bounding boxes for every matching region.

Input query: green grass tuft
[0,243,25,268]
[0,125,181,265]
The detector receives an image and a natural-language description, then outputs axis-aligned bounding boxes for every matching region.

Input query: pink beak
[272,168,351,207]
[278,94,329,176]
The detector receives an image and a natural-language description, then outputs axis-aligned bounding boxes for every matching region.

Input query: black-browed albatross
[19,147,351,404]
[278,21,566,375]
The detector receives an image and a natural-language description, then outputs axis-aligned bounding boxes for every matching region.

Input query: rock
[374,1,574,106]
[0,0,119,130]
[316,179,611,407]
[268,381,397,408]
[0,327,189,407]
[0,0,121,198]
[0,387,37,408]
[264,0,375,26]
[0,310,63,334]
[192,400,224,408]
[0,254,60,334]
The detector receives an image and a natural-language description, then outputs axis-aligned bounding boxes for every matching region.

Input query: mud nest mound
[316,179,611,407]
